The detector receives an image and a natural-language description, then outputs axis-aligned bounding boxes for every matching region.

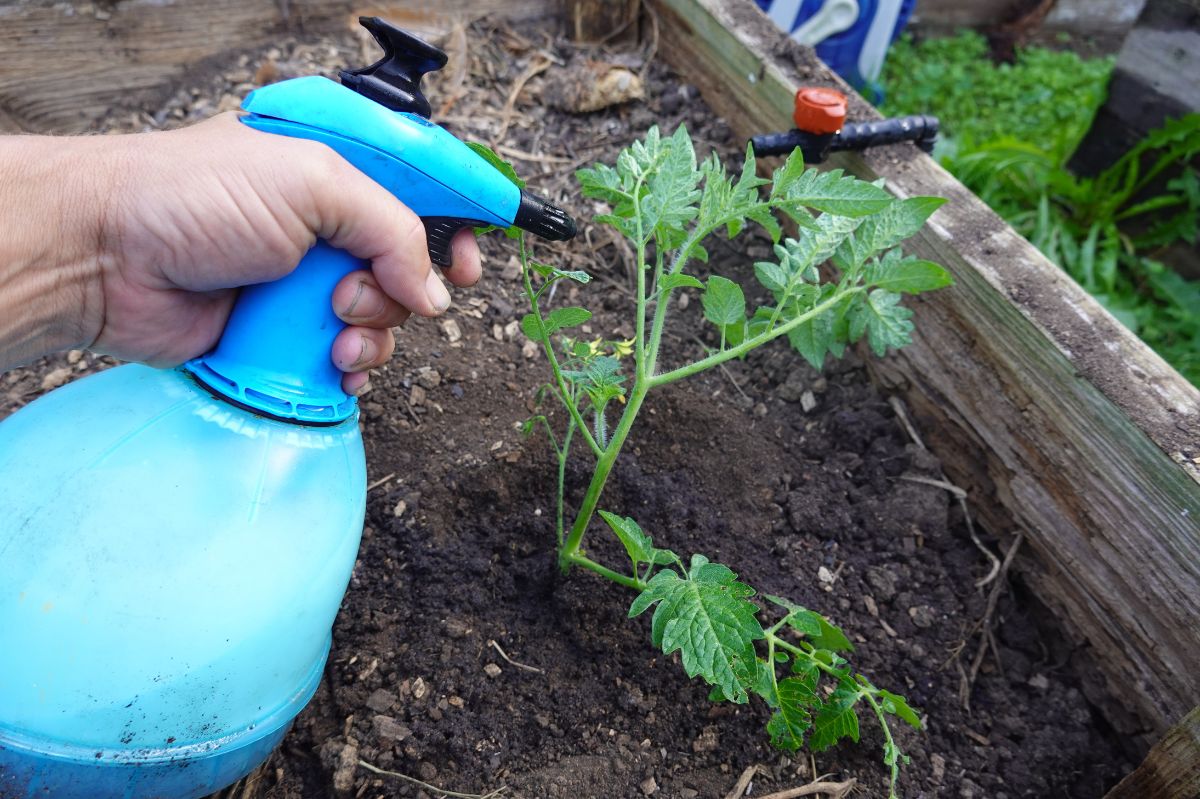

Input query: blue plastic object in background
[756,0,916,100]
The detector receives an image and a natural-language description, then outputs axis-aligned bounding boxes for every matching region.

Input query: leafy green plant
[881,31,1113,165]
[883,32,1200,386]
[949,116,1200,384]
[484,126,951,795]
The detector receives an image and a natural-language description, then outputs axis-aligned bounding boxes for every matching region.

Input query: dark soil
[1,16,1135,799]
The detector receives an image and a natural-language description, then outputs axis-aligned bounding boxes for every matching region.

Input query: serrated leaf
[767,674,821,751]
[754,261,789,294]
[809,688,862,751]
[765,596,853,652]
[786,311,834,369]
[546,306,592,333]
[520,307,592,342]
[660,273,705,291]
[840,197,946,268]
[702,276,746,327]
[851,289,914,355]
[644,125,702,247]
[749,658,779,707]
[866,251,953,294]
[783,213,864,279]
[598,510,672,570]
[769,149,807,198]
[629,554,764,703]
[879,689,922,729]
[765,595,823,637]
[530,261,593,284]
[776,167,893,217]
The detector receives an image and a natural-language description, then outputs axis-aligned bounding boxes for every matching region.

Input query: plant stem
[562,550,646,591]
[650,287,862,388]
[863,691,902,799]
[555,418,575,548]
[558,383,649,569]
[520,239,603,458]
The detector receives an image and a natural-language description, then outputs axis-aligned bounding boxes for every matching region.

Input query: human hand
[0,113,481,392]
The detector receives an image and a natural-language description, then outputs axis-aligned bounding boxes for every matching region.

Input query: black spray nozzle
[515,190,577,241]
[751,115,939,164]
[339,17,447,118]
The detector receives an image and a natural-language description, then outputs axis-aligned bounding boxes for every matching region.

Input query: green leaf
[702,276,746,327]
[866,251,954,294]
[851,289,914,355]
[645,125,703,247]
[764,596,853,652]
[878,689,922,729]
[598,511,672,570]
[530,261,593,284]
[629,554,764,703]
[765,595,822,637]
[754,261,789,294]
[786,310,834,369]
[809,687,862,751]
[769,148,807,197]
[660,273,705,291]
[767,673,820,751]
[520,307,592,342]
[780,213,864,285]
[775,167,894,217]
[840,197,945,269]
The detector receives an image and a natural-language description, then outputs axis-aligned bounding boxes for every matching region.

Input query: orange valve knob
[793,87,847,135]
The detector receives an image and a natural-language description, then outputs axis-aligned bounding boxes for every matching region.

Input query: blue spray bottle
[0,19,574,799]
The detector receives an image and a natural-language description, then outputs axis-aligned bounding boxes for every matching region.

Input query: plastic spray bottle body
[0,20,574,797]
[0,365,365,798]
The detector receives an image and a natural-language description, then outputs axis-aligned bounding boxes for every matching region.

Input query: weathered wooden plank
[651,0,1200,735]
[0,0,555,134]
[1105,705,1200,798]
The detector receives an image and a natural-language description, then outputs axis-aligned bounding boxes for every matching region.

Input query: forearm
[0,136,109,370]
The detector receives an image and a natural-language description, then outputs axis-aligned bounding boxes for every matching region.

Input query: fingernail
[350,335,377,368]
[426,271,451,313]
[341,280,386,319]
[340,279,386,316]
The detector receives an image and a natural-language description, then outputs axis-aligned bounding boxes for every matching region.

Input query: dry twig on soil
[758,778,857,799]
[963,531,1026,710]
[723,764,758,799]
[358,760,507,799]
[488,639,544,674]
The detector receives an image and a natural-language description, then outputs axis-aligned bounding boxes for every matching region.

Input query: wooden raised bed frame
[3,0,1197,779]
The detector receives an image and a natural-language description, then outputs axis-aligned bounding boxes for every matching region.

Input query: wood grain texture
[1106,705,1200,798]
[0,0,554,134]
[651,0,1200,735]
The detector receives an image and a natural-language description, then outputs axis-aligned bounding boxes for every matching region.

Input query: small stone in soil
[691,725,719,753]
[1028,673,1050,691]
[931,753,946,784]
[800,390,818,413]
[332,742,358,796]
[412,677,427,700]
[866,565,898,602]
[40,367,72,391]
[640,776,658,796]
[365,688,396,713]
[371,715,411,741]
[909,605,936,628]
[484,663,502,678]
[442,319,462,343]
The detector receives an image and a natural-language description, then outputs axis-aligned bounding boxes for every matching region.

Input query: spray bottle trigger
[424,217,486,267]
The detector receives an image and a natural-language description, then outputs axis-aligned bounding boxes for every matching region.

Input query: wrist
[0,135,113,369]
